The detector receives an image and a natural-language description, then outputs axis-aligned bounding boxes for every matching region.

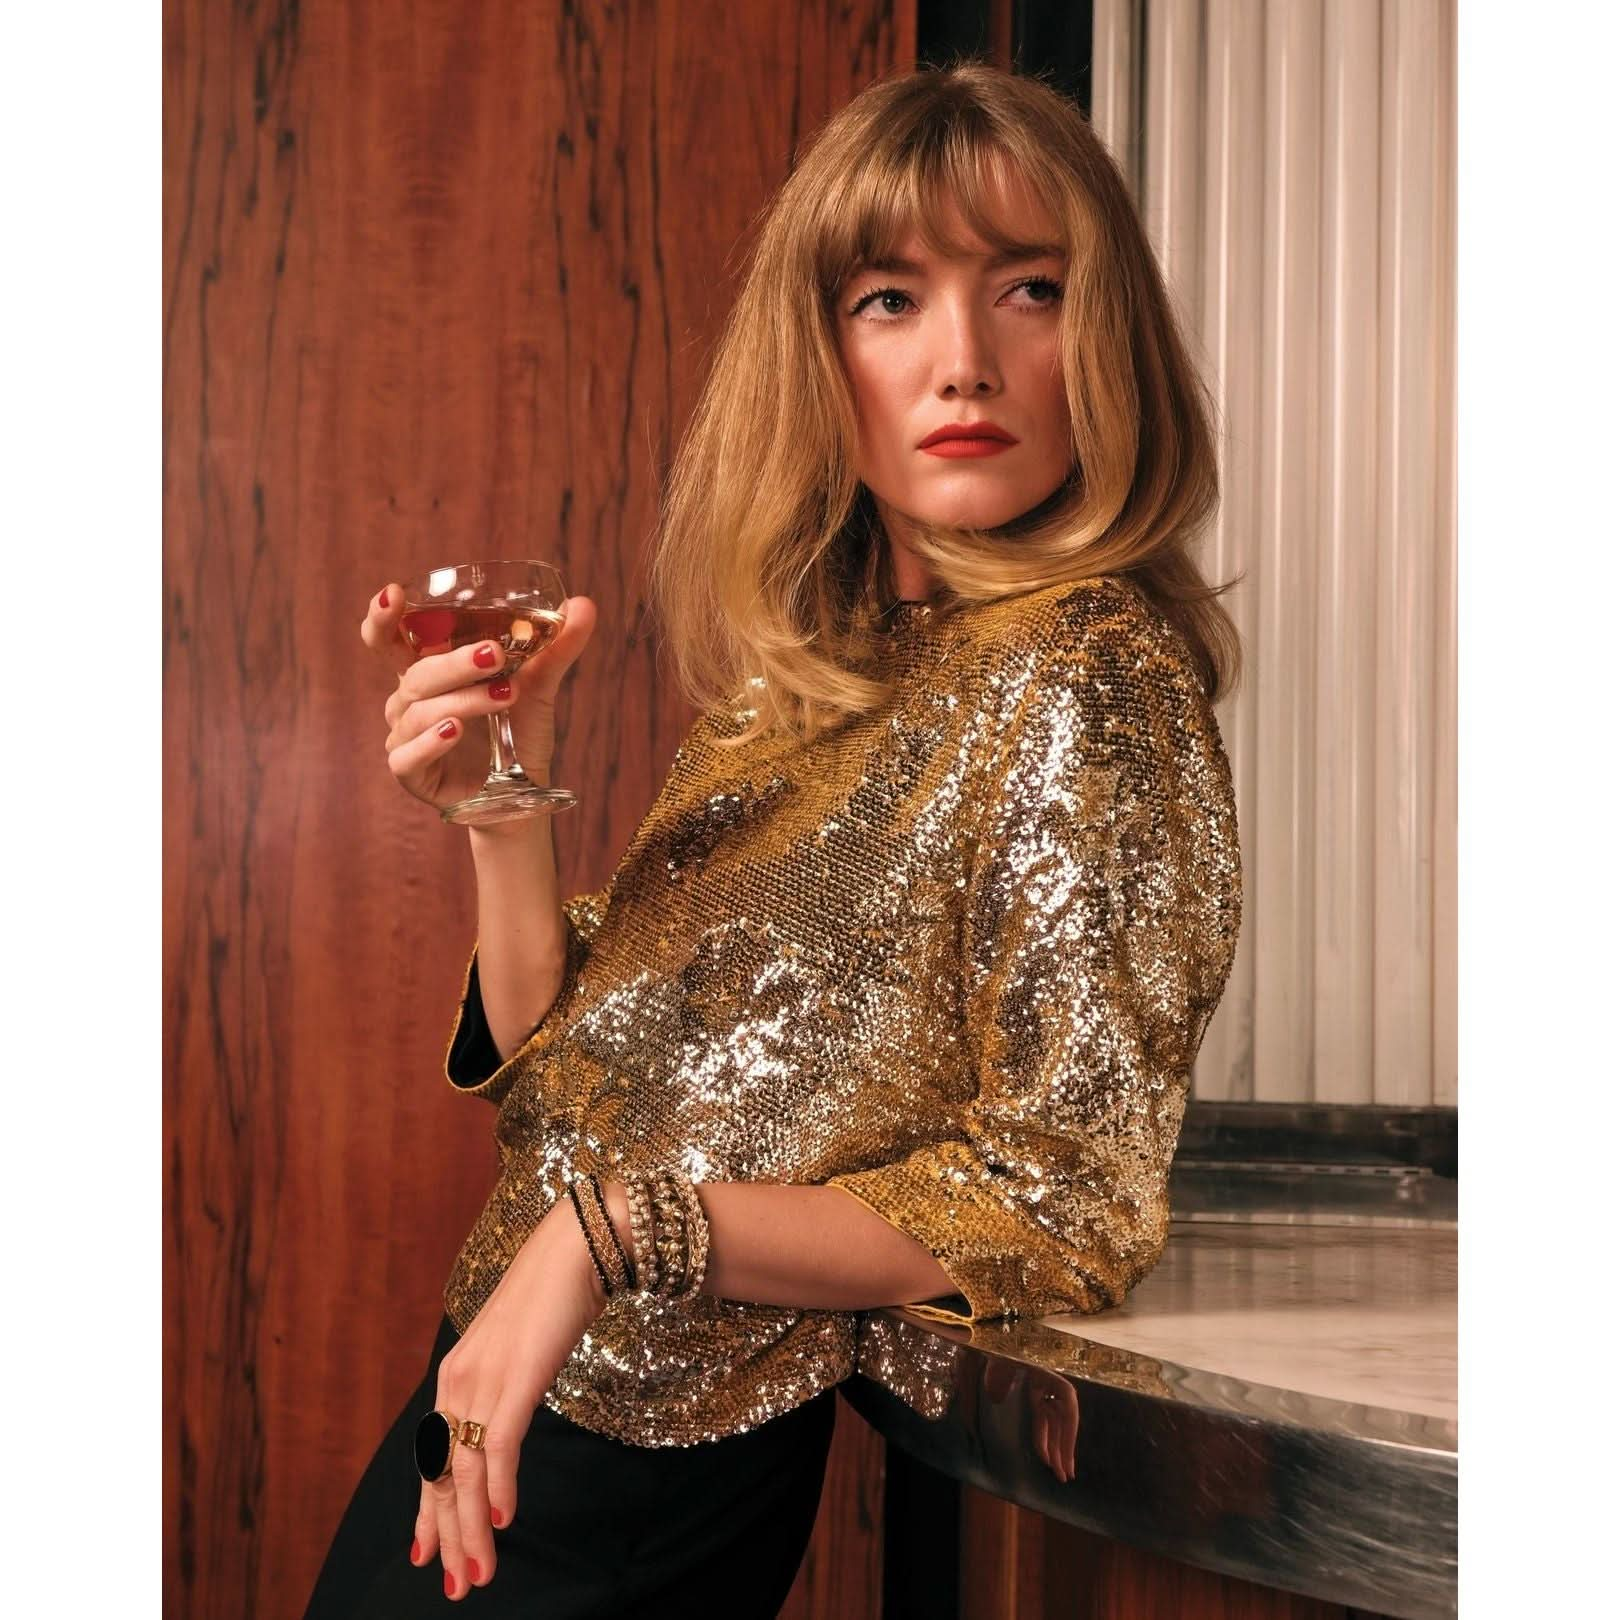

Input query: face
[833,173,1073,572]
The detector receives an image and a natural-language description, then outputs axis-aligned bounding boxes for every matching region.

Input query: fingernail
[410,1536,420,1564]
[378,589,389,609]
[473,643,499,669]
[443,1570,456,1598]
[491,1505,505,1528]
[487,679,512,700]
[467,1559,481,1583]
[437,719,458,739]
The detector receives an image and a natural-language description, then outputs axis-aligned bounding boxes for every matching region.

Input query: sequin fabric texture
[439,574,1242,1447]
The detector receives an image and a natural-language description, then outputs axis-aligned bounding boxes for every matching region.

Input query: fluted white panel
[1142,0,1206,301]
[1092,1,1457,1106]
[1252,0,1323,1103]
[1314,0,1381,1104]
[1374,0,1445,1107]
[1092,0,1144,195]
[1191,0,1265,1101]
[1432,0,1457,1106]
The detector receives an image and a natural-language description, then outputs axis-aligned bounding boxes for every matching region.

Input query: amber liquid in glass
[400,604,564,677]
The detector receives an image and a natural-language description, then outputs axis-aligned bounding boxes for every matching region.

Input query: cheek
[1039,343,1068,406]
[845,355,904,461]
[1031,349,1071,456]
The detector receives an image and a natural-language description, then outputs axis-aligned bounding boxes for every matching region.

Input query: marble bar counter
[841,1216,1458,1619]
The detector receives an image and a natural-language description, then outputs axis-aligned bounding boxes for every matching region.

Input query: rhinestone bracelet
[650,1172,688,1296]
[671,1176,711,1298]
[582,1174,636,1291]
[624,1175,660,1294]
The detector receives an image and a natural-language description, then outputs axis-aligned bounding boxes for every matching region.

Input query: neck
[877,500,939,603]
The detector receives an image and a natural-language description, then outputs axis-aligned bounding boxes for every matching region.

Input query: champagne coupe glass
[400,560,577,825]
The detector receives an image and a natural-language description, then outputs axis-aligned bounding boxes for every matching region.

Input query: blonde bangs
[811,116,1071,300]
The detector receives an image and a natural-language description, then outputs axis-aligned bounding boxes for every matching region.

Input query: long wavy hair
[648,60,1243,749]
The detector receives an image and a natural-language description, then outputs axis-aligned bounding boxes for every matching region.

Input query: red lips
[917,420,1018,448]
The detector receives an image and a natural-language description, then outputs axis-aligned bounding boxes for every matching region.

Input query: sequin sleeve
[824,610,1242,1325]
[442,884,615,1105]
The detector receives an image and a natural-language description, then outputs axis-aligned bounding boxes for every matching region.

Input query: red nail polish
[438,719,458,739]
[443,1570,455,1598]
[468,1559,481,1583]
[410,1536,420,1564]
[473,643,499,669]
[491,1505,505,1528]
[487,679,512,700]
[378,589,389,609]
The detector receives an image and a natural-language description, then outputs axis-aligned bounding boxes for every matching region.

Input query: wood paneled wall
[163,5,914,1615]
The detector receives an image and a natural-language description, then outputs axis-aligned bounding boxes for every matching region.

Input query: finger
[1033,1406,1058,1480]
[512,594,597,704]
[1050,1411,1070,1483]
[384,709,478,788]
[360,583,415,679]
[485,1430,518,1542]
[431,1473,468,1600]
[982,1360,1020,1403]
[1058,1393,1080,1482]
[451,1439,497,1587]
[386,634,512,725]
[412,1481,440,1568]
[385,674,518,754]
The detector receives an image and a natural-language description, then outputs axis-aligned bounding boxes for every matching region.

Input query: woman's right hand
[360,584,598,818]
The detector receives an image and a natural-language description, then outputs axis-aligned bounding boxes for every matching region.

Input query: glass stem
[487,712,528,783]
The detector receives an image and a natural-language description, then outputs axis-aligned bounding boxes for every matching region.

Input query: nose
[934,298,1002,398]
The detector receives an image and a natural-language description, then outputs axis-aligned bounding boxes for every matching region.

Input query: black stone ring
[414,1407,491,1483]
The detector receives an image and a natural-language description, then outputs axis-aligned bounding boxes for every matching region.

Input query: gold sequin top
[439,573,1242,1447]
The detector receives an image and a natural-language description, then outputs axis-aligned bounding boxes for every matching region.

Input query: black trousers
[301,1312,840,1619]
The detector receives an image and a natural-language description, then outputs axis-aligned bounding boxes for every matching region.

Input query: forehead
[836,158,1064,280]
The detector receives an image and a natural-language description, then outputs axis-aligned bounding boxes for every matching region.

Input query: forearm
[593,1180,957,1313]
[466,790,568,1061]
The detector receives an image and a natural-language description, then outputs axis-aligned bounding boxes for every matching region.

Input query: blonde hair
[648,60,1243,749]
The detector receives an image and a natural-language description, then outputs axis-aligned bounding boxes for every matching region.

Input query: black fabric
[446,953,504,1089]
[301,1312,840,1619]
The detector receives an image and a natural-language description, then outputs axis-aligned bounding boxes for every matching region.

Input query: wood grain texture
[781,1396,889,1620]
[163,3,914,1616]
[959,1485,1376,1620]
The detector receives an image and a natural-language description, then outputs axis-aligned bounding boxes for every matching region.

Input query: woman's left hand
[409,1197,604,1599]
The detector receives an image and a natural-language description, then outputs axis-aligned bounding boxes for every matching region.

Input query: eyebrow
[859,243,1065,275]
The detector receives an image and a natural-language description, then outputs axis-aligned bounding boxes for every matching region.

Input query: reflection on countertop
[841,1106,1458,1620]
[1048,1220,1456,1427]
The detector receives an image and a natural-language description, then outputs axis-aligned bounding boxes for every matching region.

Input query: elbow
[1049,1204,1172,1317]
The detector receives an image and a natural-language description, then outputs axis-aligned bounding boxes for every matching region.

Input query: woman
[304,59,1242,1619]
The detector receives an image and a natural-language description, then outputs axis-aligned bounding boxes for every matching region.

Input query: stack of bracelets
[565,1170,712,1301]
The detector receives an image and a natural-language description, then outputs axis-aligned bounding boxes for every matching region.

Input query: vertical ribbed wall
[1093,0,1457,1106]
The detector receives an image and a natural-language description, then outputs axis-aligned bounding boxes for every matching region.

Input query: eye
[1011,275,1064,307]
[847,285,914,319]
[845,274,1065,321]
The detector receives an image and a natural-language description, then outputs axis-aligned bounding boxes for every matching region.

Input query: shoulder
[957,574,1206,719]
[964,575,1230,802]
[951,573,1162,655]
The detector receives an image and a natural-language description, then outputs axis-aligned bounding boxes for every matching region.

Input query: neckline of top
[878,597,937,621]
[875,600,938,640]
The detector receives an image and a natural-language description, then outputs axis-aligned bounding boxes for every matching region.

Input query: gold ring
[414,1408,489,1482]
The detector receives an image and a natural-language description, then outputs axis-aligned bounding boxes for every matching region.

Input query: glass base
[440,780,577,825]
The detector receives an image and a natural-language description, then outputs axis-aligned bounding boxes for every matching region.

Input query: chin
[911,495,1038,533]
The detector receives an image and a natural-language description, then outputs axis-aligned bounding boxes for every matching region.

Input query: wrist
[543,1180,635,1312]
[539,1195,611,1322]
[467,809,554,849]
